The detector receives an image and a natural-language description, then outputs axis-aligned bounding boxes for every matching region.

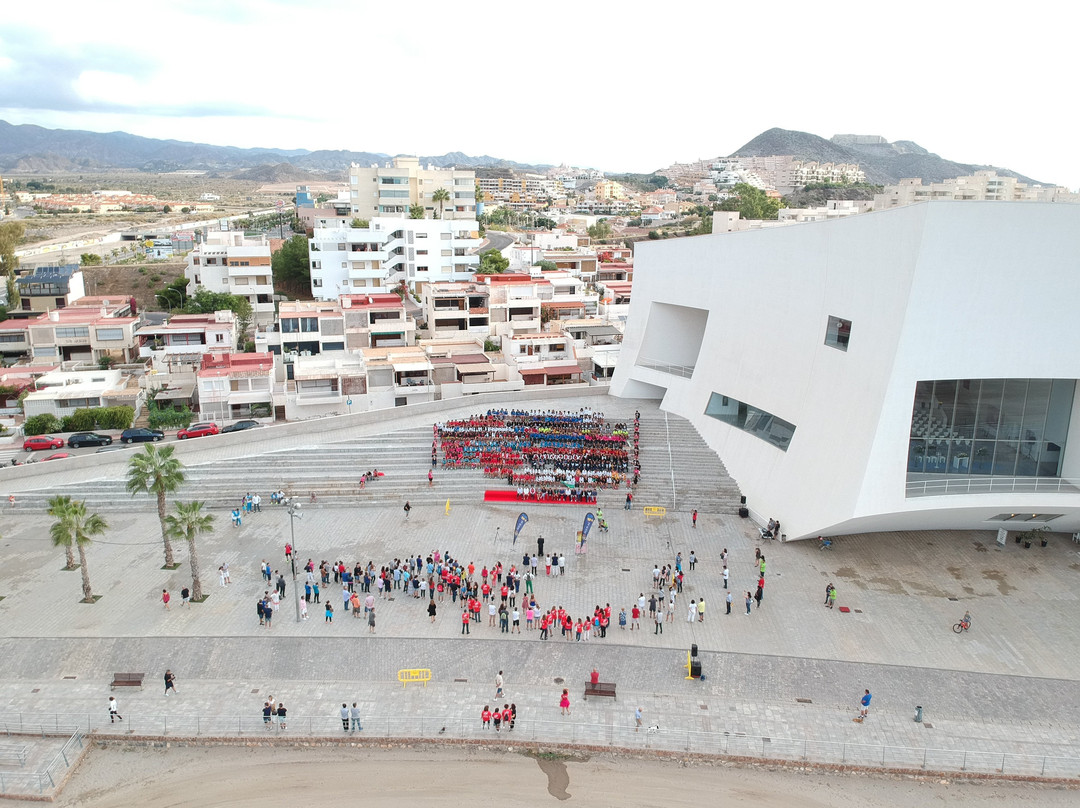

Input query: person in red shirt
[481,582,491,602]
[500,585,509,602]
[468,562,475,578]
[461,609,470,635]
[502,705,512,731]
[492,708,502,731]
[631,605,641,630]
[481,706,490,727]
[590,668,600,685]
[481,566,489,582]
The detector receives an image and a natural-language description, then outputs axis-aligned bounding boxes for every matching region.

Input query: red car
[23,435,65,452]
[178,422,220,440]
[41,452,72,462]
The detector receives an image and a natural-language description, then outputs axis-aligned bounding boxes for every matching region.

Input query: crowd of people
[435,408,634,493]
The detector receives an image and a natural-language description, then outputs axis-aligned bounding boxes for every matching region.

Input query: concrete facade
[612,201,1080,539]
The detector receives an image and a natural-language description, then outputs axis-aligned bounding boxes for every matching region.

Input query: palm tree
[49,498,107,602]
[126,444,186,568]
[165,501,215,602]
[48,495,79,570]
[432,187,450,219]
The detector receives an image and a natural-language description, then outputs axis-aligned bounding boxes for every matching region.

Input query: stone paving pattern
[1,395,1079,774]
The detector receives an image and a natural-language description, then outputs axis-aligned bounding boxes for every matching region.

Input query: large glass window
[705,392,796,451]
[908,379,1074,478]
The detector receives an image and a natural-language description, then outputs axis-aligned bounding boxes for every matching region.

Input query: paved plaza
[1,395,1079,785]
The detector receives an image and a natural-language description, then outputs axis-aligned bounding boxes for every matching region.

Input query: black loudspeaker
[738,507,749,518]
[691,644,698,658]
[690,660,702,678]
[740,495,747,505]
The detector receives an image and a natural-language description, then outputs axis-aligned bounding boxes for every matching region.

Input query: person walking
[634,706,643,731]
[340,703,350,732]
[428,469,433,487]
[161,589,171,610]
[164,669,177,696]
[495,671,504,699]
[404,501,412,520]
[428,599,437,623]
[859,689,872,721]
[559,688,571,716]
[108,696,123,723]
[692,509,698,528]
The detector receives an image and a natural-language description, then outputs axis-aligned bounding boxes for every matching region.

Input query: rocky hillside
[731,127,1045,186]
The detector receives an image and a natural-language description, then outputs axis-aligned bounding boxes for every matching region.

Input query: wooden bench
[110,673,145,690]
[584,681,617,701]
[0,744,29,766]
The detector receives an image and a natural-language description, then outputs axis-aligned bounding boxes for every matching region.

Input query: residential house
[185,231,276,325]
[196,352,275,422]
[423,282,490,338]
[12,265,86,316]
[22,368,145,420]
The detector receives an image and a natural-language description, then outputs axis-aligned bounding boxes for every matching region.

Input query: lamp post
[287,502,303,622]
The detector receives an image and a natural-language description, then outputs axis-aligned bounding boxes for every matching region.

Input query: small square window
[825,316,851,351]
[313,278,323,288]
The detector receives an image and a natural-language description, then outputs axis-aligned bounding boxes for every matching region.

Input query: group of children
[480,703,517,731]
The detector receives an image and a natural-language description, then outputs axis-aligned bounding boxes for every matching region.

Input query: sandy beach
[28,745,1077,808]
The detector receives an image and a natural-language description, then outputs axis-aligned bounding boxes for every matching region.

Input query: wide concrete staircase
[631,413,743,514]
[13,414,742,516]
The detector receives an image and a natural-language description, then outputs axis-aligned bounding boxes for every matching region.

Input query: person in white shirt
[109,696,122,723]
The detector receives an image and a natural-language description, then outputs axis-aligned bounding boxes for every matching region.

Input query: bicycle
[952,619,971,634]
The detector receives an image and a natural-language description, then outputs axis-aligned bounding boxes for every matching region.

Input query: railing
[634,357,695,378]
[905,476,1080,498]
[1,713,1077,781]
[0,723,83,796]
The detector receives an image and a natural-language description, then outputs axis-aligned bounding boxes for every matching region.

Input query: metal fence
[633,358,695,379]
[0,722,84,796]
[3,712,1078,780]
[906,476,1080,497]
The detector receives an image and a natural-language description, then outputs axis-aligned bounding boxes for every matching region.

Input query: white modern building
[185,232,275,325]
[612,201,1080,540]
[308,217,481,299]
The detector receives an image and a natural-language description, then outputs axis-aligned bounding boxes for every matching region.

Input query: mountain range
[0,120,538,176]
[0,120,1050,189]
[730,128,1045,186]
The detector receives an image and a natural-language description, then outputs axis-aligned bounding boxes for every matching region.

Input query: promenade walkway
[0,396,1078,795]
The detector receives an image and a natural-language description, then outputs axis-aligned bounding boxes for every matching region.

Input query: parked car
[23,435,65,452]
[41,452,72,461]
[68,432,113,449]
[178,422,220,440]
[221,419,262,434]
[120,428,165,444]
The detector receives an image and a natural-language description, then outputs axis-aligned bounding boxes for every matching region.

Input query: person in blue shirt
[860,690,872,719]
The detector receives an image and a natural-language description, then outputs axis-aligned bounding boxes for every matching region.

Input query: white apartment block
[348,157,477,220]
[733,156,865,193]
[778,200,873,223]
[308,217,481,299]
[874,171,1080,210]
[185,232,275,326]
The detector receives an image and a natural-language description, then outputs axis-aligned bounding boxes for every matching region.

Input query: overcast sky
[1,0,1076,189]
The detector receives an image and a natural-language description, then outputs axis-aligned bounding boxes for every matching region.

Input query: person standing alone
[858,689,872,721]
[164,669,177,696]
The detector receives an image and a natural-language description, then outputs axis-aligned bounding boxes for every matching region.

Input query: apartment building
[12,265,86,316]
[348,157,477,220]
[4,303,141,364]
[481,274,553,338]
[260,294,413,357]
[284,352,367,421]
[135,311,238,361]
[423,282,491,338]
[476,172,562,208]
[196,352,275,422]
[22,368,144,420]
[308,217,481,299]
[185,232,276,325]
[874,171,1080,210]
[733,156,864,193]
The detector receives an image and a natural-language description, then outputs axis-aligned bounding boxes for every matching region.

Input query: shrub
[23,413,63,436]
[147,402,194,430]
[95,406,135,430]
[61,409,97,433]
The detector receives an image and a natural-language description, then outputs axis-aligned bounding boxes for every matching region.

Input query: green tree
[349,218,369,229]
[588,220,613,241]
[432,188,450,219]
[718,183,783,220]
[409,204,426,219]
[0,221,25,309]
[533,260,557,271]
[271,234,310,288]
[184,289,253,344]
[476,248,509,275]
[80,253,102,266]
[126,444,186,568]
[535,217,557,230]
[165,500,214,602]
[23,413,63,435]
[48,496,107,602]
